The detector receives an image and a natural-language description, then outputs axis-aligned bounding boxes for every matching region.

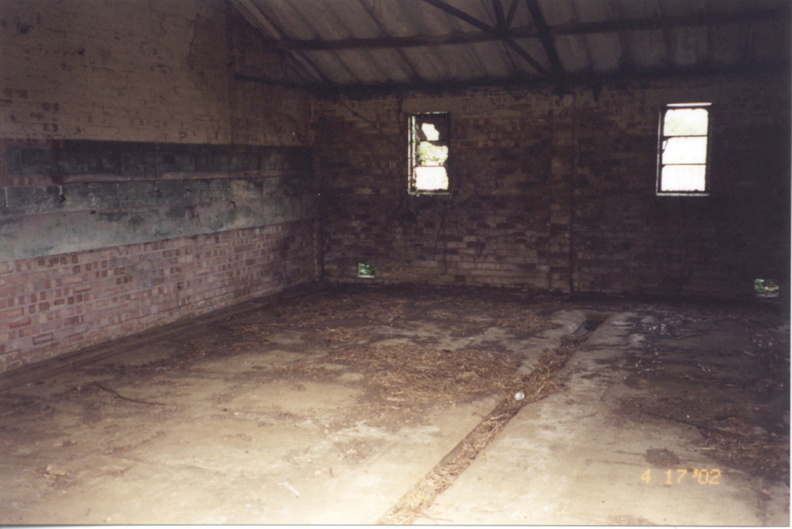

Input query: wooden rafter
[657,1,674,69]
[232,0,788,90]
[525,0,566,92]
[359,0,423,83]
[311,58,788,95]
[230,0,329,84]
[505,0,520,29]
[568,1,596,82]
[422,0,492,33]
[493,0,507,30]
[607,0,635,71]
[255,6,786,53]
[547,7,785,37]
[421,0,547,74]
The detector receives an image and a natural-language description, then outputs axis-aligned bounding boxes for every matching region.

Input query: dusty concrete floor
[0,284,788,525]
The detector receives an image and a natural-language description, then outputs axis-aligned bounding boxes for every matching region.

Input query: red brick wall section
[0,220,315,373]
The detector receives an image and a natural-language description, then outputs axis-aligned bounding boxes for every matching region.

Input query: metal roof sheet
[232,0,791,90]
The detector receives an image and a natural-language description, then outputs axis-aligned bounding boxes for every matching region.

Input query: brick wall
[2,0,788,374]
[0,0,318,374]
[568,77,790,298]
[0,0,312,145]
[314,89,568,290]
[315,74,790,300]
[0,221,314,372]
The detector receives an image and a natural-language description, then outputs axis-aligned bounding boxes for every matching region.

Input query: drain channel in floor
[377,330,593,524]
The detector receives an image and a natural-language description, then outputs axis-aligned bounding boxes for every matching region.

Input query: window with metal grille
[409,113,450,194]
[657,103,711,196]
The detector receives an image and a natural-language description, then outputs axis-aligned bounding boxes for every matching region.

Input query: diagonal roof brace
[359,0,424,84]
[421,0,547,75]
[250,7,787,53]
[230,0,330,85]
[493,0,508,30]
[504,0,521,30]
[525,0,568,93]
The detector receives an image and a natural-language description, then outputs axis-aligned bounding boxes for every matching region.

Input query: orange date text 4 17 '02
[640,468,722,485]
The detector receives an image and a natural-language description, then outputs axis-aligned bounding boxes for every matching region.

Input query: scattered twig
[89,383,165,406]
[378,335,587,525]
[280,481,301,497]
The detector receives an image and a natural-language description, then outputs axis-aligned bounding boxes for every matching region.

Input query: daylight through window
[409,113,450,194]
[657,103,711,195]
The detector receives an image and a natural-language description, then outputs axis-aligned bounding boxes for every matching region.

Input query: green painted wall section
[0,140,316,260]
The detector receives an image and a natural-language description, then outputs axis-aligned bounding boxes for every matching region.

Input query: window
[754,278,780,298]
[409,113,449,194]
[358,263,375,278]
[657,103,711,195]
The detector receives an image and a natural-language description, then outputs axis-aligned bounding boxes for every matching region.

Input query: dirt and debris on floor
[379,334,588,525]
[416,307,789,526]
[620,304,790,484]
[0,285,563,524]
[0,284,788,525]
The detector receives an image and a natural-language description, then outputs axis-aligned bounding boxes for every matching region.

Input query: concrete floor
[0,285,788,525]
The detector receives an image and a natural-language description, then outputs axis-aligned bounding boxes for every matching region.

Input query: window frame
[408,112,450,195]
[656,102,712,197]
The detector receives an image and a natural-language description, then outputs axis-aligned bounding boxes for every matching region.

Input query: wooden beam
[607,0,635,71]
[505,0,520,29]
[500,35,548,74]
[421,0,493,33]
[422,0,547,74]
[232,72,312,88]
[311,58,789,96]
[230,0,329,84]
[544,6,788,38]
[261,32,497,51]
[657,1,674,69]
[259,6,787,52]
[568,1,596,75]
[359,0,424,84]
[493,0,507,30]
[525,0,566,91]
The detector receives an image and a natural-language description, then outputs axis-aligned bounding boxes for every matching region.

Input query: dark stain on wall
[0,139,316,260]
[5,140,313,181]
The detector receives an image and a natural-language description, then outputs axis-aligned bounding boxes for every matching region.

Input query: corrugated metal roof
[231,0,791,90]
